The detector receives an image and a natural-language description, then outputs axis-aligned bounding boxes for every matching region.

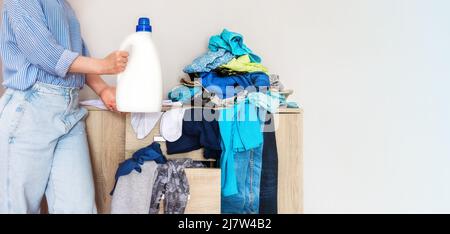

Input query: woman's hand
[69,51,129,75]
[99,86,118,112]
[98,51,129,75]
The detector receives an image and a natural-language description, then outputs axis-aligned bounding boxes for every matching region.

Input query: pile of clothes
[164,29,299,214]
[168,28,298,110]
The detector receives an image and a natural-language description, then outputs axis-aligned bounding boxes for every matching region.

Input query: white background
[1,0,450,213]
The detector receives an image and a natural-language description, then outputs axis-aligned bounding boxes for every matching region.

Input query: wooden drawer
[125,114,213,161]
[125,113,221,214]
[158,168,221,214]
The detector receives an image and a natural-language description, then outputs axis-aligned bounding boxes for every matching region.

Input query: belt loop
[69,89,74,107]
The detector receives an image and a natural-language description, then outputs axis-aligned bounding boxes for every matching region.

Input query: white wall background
[68,0,305,101]
[1,0,450,213]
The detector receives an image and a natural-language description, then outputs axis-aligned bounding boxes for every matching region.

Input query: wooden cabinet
[85,110,126,214]
[275,111,304,214]
[82,107,303,214]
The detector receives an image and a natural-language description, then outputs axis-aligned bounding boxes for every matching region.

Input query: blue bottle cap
[136,17,152,32]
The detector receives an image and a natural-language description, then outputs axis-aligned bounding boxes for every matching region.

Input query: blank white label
[154,136,166,142]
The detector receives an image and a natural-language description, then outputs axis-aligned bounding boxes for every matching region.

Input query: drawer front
[126,114,221,214]
[125,114,212,161]
[158,168,221,214]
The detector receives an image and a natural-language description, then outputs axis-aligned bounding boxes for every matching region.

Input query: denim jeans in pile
[221,146,263,214]
[0,82,96,214]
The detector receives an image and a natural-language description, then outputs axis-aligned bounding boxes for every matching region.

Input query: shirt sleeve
[4,0,79,78]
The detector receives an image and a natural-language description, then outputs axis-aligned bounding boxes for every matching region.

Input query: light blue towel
[248,91,302,111]
[168,85,202,103]
[248,92,281,114]
[184,49,234,74]
[209,29,262,63]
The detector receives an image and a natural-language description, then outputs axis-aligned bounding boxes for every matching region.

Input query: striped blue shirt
[0,0,88,90]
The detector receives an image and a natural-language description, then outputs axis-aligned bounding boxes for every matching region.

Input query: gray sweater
[111,161,158,214]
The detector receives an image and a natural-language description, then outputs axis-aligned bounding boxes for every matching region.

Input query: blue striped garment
[0,0,89,90]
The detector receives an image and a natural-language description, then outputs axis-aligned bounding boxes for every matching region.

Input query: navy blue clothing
[166,108,222,160]
[110,142,167,195]
[200,71,270,99]
[259,114,279,214]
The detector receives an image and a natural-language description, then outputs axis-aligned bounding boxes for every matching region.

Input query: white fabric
[160,108,186,142]
[131,112,163,140]
[162,100,183,107]
[80,99,107,110]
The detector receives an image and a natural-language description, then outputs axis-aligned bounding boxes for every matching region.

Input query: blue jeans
[221,146,263,214]
[0,82,96,214]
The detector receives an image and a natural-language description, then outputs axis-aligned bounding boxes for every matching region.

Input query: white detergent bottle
[116,17,162,113]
